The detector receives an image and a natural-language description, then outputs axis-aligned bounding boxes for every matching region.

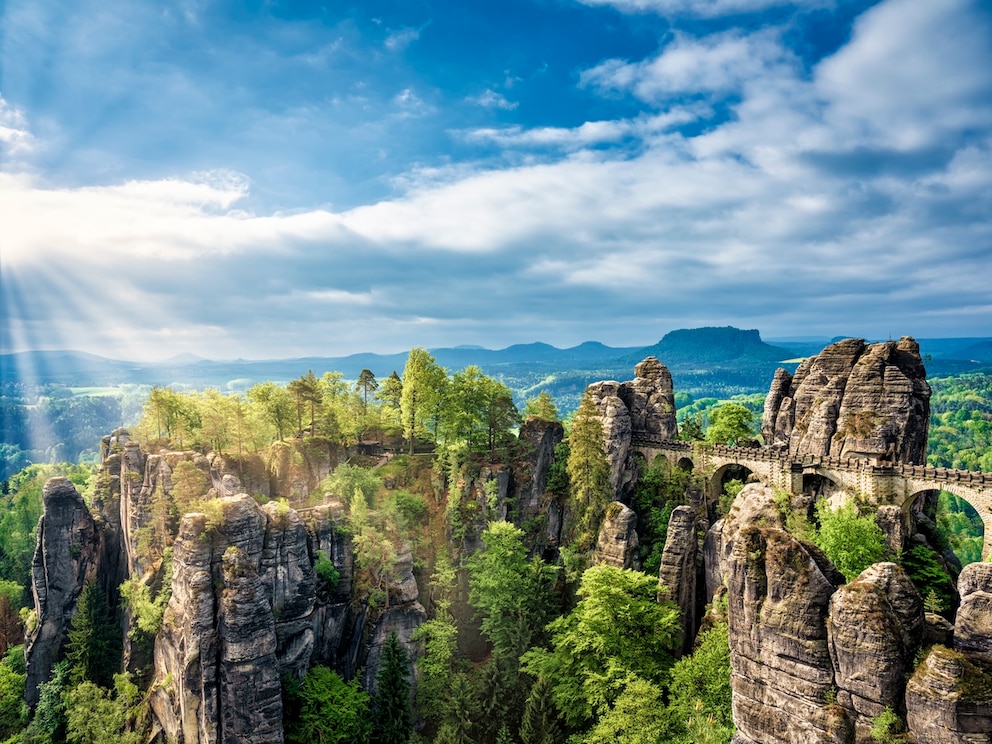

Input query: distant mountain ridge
[3,327,991,401]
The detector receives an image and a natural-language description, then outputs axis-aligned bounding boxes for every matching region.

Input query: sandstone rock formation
[151,495,288,744]
[585,357,678,500]
[24,478,104,706]
[762,337,930,464]
[591,502,640,570]
[658,505,701,655]
[827,563,923,741]
[954,562,992,665]
[905,645,992,743]
[728,525,846,744]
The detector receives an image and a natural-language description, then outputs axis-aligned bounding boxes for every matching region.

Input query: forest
[0,350,989,743]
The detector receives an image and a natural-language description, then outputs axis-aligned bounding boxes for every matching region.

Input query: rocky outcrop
[513,418,565,521]
[658,505,701,655]
[827,563,923,741]
[585,357,679,501]
[728,526,846,744]
[762,337,930,464]
[585,381,633,497]
[591,502,640,570]
[954,562,992,665]
[24,478,104,706]
[618,357,678,441]
[151,495,301,743]
[905,645,992,743]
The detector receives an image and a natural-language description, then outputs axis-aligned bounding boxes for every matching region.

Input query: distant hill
[629,327,792,365]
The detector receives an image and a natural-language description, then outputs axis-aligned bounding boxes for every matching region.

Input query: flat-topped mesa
[761,337,931,464]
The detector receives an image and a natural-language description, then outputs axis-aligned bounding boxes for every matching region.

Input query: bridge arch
[906,488,985,568]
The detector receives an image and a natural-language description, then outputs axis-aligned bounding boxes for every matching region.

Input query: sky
[2,0,991,362]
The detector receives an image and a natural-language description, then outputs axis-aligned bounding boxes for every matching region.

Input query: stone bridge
[632,437,992,558]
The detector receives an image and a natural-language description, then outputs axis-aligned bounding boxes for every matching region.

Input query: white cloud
[468,89,519,110]
[581,29,798,101]
[391,88,434,118]
[576,0,828,18]
[0,96,36,156]
[385,26,421,52]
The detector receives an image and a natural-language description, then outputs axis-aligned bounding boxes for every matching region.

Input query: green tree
[247,381,295,442]
[523,391,559,423]
[23,660,69,744]
[65,581,121,688]
[583,677,672,744]
[357,370,379,410]
[373,632,411,744]
[0,660,26,740]
[414,551,458,727]
[566,393,612,550]
[521,565,681,730]
[287,371,323,436]
[813,499,886,582]
[400,349,447,454]
[321,464,382,509]
[285,665,372,744]
[444,367,520,454]
[704,403,754,446]
[666,622,733,744]
[518,675,564,744]
[467,521,557,664]
[63,679,142,744]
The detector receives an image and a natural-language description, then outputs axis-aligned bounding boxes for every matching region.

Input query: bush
[314,551,340,591]
[812,499,886,582]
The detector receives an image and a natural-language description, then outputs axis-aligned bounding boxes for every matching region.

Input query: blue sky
[2,0,991,361]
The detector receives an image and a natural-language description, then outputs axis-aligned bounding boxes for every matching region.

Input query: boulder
[954,562,992,665]
[658,505,701,655]
[905,645,992,743]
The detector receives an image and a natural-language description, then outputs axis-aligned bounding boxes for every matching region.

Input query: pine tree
[65,581,121,688]
[373,632,411,744]
[519,676,564,744]
[566,392,612,550]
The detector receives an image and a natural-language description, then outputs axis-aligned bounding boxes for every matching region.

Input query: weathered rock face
[954,562,992,665]
[827,563,923,741]
[658,505,701,655]
[905,645,992,743]
[591,502,640,570]
[151,495,302,743]
[513,418,565,522]
[728,526,846,744]
[585,381,633,497]
[585,357,678,500]
[24,478,103,706]
[762,337,930,464]
[618,357,678,441]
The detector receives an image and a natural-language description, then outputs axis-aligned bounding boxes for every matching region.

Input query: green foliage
[467,521,558,664]
[0,662,27,741]
[718,478,745,518]
[414,551,458,727]
[811,499,886,582]
[65,581,121,688]
[314,550,340,591]
[284,666,371,744]
[545,441,569,497]
[583,677,672,744]
[24,660,69,744]
[118,552,173,636]
[704,403,755,445]
[519,675,564,744]
[63,679,143,744]
[521,565,681,730]
[934,491,983,566]
[566,394,612,550]
[631,458,691,576]
[927,374,992,471]
[666,622,733,744]
[321,464,382,509]
[373,632,412,744]
[870,706,903,743]
[523,391,560,423]
[901,545,956,615]
[392,491,429,529]
[401,348,449,453]
[443,366,520,455]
